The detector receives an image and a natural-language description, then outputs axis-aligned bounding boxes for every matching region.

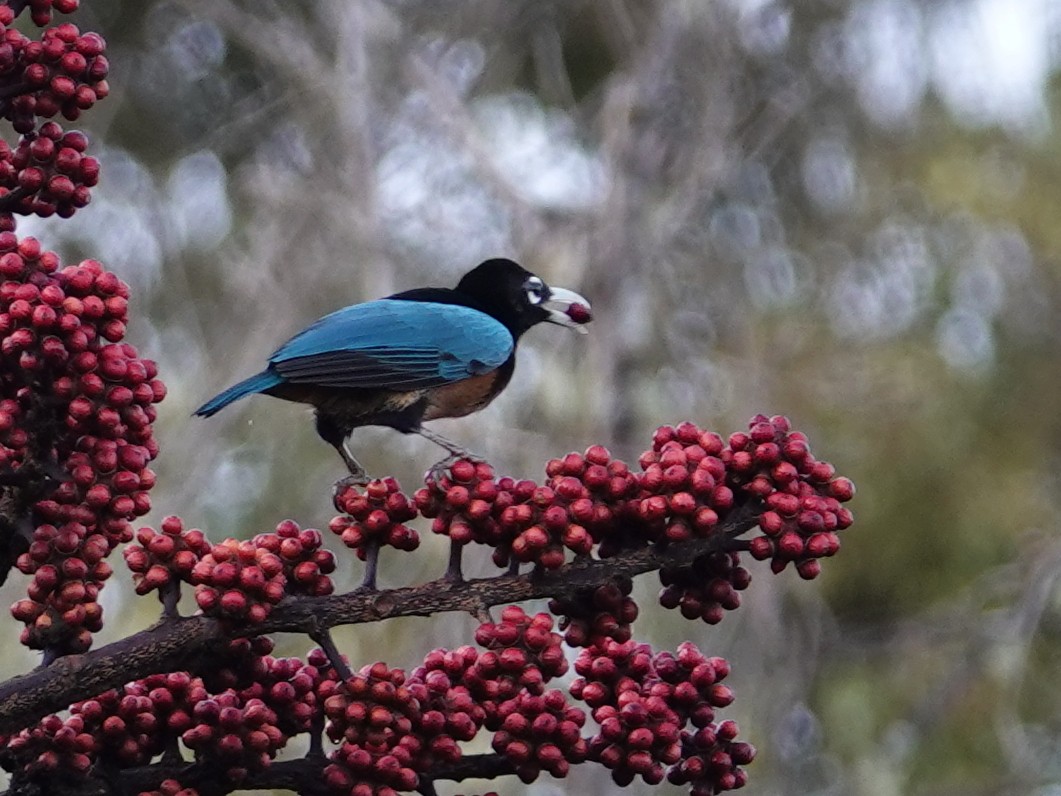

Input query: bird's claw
[426,452,486,484]
[333,472,370,508]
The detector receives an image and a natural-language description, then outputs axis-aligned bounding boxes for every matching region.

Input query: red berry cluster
[668,719,755,795]
[406,646,485,769]
[181,693,286,783]
[570,639,753,792]
[190,538,285,623]
[414,459,507,550]
[634,423,732,544]
[0,122,99,219]
[204,638,324,739]
[253,519,336,597]
[651,643,735,729]
[467,607,568,713]
[3,640,321,790]
[721,415,855,578]
[14,0,81,28]
[6,246,163,656]
[3,712,95,786]
[2,23,108,135]
[5,672,196,788]
[202,636,279,693]
[137,781,198,796]
[659,552,751,625]
[11,521,108,653]
[548,577,638,647]
[416,459,606,570]
[109,671,205,749]
[571,639,679,786]
[124,515,210,597]
[0,248,162,513]
[544,445,638,556]
[320,662,422,796]
[72,680,175,766]
[330,477,419,560]
[491,688,587,782]
[244,654,323,737]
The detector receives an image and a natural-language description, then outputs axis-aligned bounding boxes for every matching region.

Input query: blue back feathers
[194,299,514,415]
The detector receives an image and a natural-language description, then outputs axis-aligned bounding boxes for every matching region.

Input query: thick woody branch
[0,506,758,735]
[111,751,516,796]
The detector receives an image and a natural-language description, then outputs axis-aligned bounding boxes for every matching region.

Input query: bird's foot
[426,451,487,485]
[332,472,371,510]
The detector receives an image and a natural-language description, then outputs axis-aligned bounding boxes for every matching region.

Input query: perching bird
[195,258,592,483]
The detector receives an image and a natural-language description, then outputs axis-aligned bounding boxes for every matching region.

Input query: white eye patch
[524,276,546,305]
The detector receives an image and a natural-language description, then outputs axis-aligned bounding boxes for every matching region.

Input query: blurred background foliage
[2,0,1060,794]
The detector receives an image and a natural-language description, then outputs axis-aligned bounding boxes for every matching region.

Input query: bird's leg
[415,426,485,482]
[316,412,371,490]
[330,441,372,501]
[334,440,369,483]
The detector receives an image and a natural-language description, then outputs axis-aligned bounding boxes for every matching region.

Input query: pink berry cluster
[253,519,336,597]
[543,445,639,556]
[180,692,286,782]
[4,671,196,789]
[633,424,733,544]
[720,415,855,578]
[416,459,604,570]
[72,679,182,766]
[11,0,80,28]
[123,515,210,597]
[548,577,638,647]
[414,459,507,550]
[418,416,854,584]
[3,638,325,791]
[10,521,108,653]
[0,123,99,219]
[137,781,198,796]
[203,636,280,692]
[177,650,321,779]
[190,538,285,623]
[204,638,324,739]
[570,639,753,792]
[3,711,95,785]
[330,477,419,560]
[490,688,587,782]
[320,662,422,796]
[468,607,568,711]
[0,242,164,654]
[658,551,751,624]
[0,21,108,135]
[406,646,486,768]
[243,653,323,737]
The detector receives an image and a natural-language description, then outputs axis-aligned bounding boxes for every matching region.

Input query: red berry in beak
[566,302,592,324]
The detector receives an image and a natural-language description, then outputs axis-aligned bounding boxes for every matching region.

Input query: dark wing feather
[269,300,512,391]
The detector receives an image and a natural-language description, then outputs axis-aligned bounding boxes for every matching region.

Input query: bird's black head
[455,258,592,339]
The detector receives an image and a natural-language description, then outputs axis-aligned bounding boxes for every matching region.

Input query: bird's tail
[194,370,282,417]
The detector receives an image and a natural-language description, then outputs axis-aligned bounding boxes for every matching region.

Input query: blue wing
[268,299,514,390]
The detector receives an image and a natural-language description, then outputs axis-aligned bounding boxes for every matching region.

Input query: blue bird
[195,258,592,483]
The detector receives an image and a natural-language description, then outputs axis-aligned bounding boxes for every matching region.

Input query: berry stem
[309,627,353,681]
[158,579,180,619]
[444,539,463,582]
[360,538,380,590]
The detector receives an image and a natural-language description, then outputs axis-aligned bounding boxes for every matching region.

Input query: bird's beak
[543,286,593,334]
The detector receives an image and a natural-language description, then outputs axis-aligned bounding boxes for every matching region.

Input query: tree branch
[112,751,518,796]
[0,506,759,735]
